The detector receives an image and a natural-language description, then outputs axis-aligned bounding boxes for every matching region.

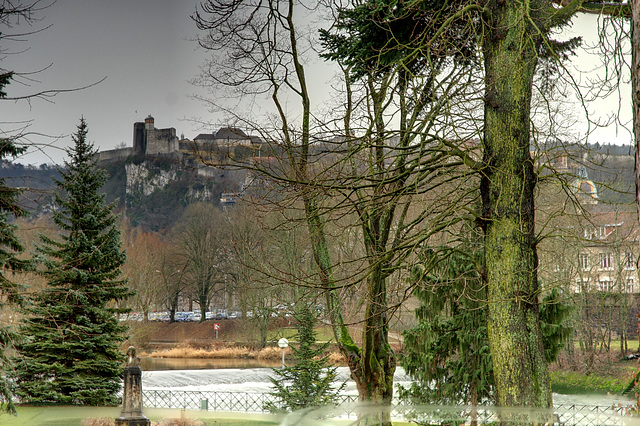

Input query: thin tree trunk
[291,19,395,421]
[632,0,640,316]
[304,194,394,425]
[357,267,395,404]
[606,301,613,352]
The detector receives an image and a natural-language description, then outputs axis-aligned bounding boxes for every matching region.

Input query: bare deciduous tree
[193,3,482,423]
[175,203,230,320]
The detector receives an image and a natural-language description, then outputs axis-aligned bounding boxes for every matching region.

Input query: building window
[599,252,612,270]
[583,226,605,240]
[575,278,589,292]
[554,255,565,272]
[597,279,613,292]
[625,252,635,270]
[627,278,636,293]
[579,253,589,270]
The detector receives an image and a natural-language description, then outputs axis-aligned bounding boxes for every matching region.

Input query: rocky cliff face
[125,162,179,198]
[0,155,245,230]
[120,156,236,230]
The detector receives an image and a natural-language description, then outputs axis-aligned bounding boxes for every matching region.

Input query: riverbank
[127,320,640,397]
[127,319,402,352]
[128,320,348,364]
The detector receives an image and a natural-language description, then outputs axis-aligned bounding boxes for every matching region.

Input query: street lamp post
[277,338,289,369]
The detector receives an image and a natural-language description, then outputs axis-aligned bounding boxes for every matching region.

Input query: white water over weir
[138,366,637,424]
[142,366,402,395]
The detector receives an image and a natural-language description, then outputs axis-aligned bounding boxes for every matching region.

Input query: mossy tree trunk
[297,70,408,426]
[480,0,569,412]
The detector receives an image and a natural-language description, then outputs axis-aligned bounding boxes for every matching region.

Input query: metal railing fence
[142,389,637,425]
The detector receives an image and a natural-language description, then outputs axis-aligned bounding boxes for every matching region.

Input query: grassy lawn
[0,406,415,425]
[267,325,335,343]
[0,406,280,426]
[549,352,640,395]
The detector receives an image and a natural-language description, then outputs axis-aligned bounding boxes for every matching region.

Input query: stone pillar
[116,346,150,426]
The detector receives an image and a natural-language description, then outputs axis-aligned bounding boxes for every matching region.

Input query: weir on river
[142,366,409,395]
[140,363,633,407]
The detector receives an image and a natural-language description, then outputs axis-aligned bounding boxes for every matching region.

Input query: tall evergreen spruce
[0,71,28,414]
[265,305,344,413]
[399,245,493,410]
[11,118,131,405]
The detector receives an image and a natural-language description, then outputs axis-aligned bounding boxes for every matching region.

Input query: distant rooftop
[215,127,248,140]
[194,133,216,141]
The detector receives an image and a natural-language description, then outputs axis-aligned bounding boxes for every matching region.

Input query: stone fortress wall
[147,128,179,155]
[97,147,134,163]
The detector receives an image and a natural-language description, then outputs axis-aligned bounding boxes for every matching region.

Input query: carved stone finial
[126,346,140,367]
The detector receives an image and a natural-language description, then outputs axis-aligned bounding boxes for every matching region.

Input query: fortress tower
[133,115,179,156]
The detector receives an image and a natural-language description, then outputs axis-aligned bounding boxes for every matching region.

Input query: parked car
[149,311,170,322]
[174,312,191,322]
[213,311,227,320]
[127,313,143,322]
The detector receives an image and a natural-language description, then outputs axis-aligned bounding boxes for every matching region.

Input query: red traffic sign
[214,323,221,330]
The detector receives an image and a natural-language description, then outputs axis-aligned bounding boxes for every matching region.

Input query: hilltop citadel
[97,115,263,163]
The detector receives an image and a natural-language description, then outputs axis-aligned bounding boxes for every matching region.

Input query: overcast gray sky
[2,0,209,165]
[0,2,633,166]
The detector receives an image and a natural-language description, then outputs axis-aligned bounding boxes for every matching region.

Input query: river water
[139,358,635,407]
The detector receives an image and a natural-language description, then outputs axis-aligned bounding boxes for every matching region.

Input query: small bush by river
[142,345,284,360]
[141,344,346,365]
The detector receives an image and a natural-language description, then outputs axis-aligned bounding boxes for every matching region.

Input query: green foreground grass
[0,406,280,426]
[0,406,414,426]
